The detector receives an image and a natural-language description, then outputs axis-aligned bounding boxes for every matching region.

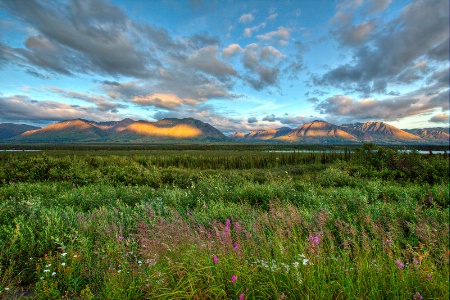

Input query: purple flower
[308,235,320,245]
[233,242,239,251]
[234,222,241,232]
[427,274,432,280]
[395,260,404,270]
[203,203,207,209]
[413,292,423,300]
[213,256,218,265]
[117,235,124,242]
[225,219,231,231]
[72,183,76,187]
[231,275,237,283]
[239,293,245,300]
[413,258,419,265]
[187,211,191,217]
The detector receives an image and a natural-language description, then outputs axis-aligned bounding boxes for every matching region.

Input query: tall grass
[0,146,448,298]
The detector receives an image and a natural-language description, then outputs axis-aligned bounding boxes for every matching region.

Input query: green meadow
[0,145,448,299]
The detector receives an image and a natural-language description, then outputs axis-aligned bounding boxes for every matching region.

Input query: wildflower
[187,211,191,217]
[43,269,50,273]
[413,258,419,265]
[61,252,67,257]
[234,222,241,232]
[203,203,206,209]
[308,235,320,245]
[302,258,310,265]
[213,255,219,265]
[40,277,44,280]
[72,183,76,187]
[231,275,237,283]
[413,292,423,300]
[225,219,231,231]
[427,274,432,280]
[117,235,124,242]
[293,262,299,268]
[51,272,56,276]
[4,288,9,291]
[395,260,404,270]
[61,263,66,266]
[239,293,245,300]
[46,264,51,267]
[233,242,239,251]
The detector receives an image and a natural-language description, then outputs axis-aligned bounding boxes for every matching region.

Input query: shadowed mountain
[276,120,358,143]
[11,118,229,142]
[404,128,449,142]
[341,122,421,143]
[0,123,40,139]
[231,127,292,141]
[17,119,106,142]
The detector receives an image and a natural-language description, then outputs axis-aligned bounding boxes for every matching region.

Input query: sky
[0,0,448,134]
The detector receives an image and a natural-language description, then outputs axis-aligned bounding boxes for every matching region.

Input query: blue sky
[0,0,448,134]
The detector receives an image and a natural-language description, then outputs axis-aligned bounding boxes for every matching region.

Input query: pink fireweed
[427,274,432,280]
[225,219,231,232]
[213,255,218,265]
[413,258,420,265]
[413,292,423,300]
[239,293,245,300]
[308,235,320,245]
[234,222,241,233]
[233,242,239,251]
[231,275,237,283]
[395,260,405,270]
[117,235,124,242]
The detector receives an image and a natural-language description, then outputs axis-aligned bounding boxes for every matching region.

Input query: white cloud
[131,93,198,110]
[187,46,237,77]
[239,13,254,24]
[256,27,290,42]
[222,44,243,58]
[243,22,266,37]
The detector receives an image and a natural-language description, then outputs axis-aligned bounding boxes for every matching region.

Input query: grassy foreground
[0,146,448,299]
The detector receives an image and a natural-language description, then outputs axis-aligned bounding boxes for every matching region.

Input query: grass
[0,145,448,299]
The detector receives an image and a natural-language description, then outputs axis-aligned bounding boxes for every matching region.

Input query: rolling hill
[8,118,230,143]
[0,123,40,139]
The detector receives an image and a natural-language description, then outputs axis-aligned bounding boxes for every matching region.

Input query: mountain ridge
[0,118,448,144]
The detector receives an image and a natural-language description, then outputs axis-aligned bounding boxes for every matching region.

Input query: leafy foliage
[0,145,448,298]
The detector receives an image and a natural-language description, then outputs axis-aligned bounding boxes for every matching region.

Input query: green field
[0,144,448,299]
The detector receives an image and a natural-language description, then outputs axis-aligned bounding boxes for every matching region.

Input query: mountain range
[231,120,449,144]
[0,118,448,144]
